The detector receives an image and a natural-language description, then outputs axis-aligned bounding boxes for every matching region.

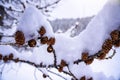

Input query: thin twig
[37,0,61,9]
[38,68,53,80]
[105,49,116,59]
[67,66,77,80]
[0,43,16,46]
[47,69,67,80]
[19,0,26,10]
[74,50,101,64]
[34,68,38,80]
[53,49,57,68]
[0,35,14,37]
[0,64,6,75]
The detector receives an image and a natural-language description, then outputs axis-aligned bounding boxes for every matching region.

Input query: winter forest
[0,0,120,80]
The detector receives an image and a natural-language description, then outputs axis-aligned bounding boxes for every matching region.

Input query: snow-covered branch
[0,0,120,80]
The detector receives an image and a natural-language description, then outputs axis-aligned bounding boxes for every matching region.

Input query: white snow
[53,0,120,79]
[0,45,18,56]
[1,0,120,80]
[18,6,54,41]
[69,62,93,79]
[76,1,120,55]
[90,48,120,80]
[54,0,120,63]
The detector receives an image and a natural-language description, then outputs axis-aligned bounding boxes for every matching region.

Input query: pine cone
[113,39,120,47]
[43,74,47,78]
[38,26,46,36]
[97,52,106,60]
[0,54,2,60]
[3,56,8,62]
[110,30,119,41]
[80,76,86,80]
[14,58,19,63]
[102,39,112,53]
[82,52,89,61]
[47,37,55,45]
[84,58,94,65]
[8,53,14,60]
[60,60,66,67]
[28,39,36,47]
[58,66,63,72]
[15,31,25,45]
[47,45,54,53]
[88,77,93,80]
[41,36,48,44]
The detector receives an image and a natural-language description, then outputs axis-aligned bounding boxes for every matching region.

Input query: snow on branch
[0,0,120,80]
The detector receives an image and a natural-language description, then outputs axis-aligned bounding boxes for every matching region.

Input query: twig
[47,69,67,80]
[73,50,101,64]
[0,34,14,37]
[38,68,53,80]
[19,0,26,10]
[53,49,57,68]
[34,68,38,80]
[0,43,16,46]
[47,75,53,80]
[0,64,6,75]
[74,59,83,64]
[37,0,61,9]
[5,6,23,13]
[67,66,77,80]
[105,49,116,59]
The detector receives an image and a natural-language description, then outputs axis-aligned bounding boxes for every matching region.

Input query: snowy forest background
[0,0,120,80]
[50,16,93,34]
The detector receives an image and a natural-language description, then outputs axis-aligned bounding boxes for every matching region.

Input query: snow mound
[17,6,54,41]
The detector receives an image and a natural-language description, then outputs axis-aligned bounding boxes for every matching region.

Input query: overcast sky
[50,0,108,19]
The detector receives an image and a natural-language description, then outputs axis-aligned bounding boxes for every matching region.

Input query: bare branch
[105,49,116,59]
[37,0,61,9]
[53,49,57,68]
[38,68,53,80]
[47,69,67,80]
[67,66,77,80]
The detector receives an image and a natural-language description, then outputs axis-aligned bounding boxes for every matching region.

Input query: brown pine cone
[43,74,47,78]
[15,31,25,45]
[3,56,8,62]
[97,52,106,60]
[80,76,86,80]
[84,58,94,65]
[14,58,19,63]
[60,60,66,67]
[113,39,120,47]
[41,36,48,44]
[110,30,119,41]
[102,39,112,54]
[88,77,93,80]
[58,66,63,72]
[0,54,2,60]
[38,26,46,36]
[8,53,14,60]
[47,37,55,45]
[47,45,54,53]
[82,52,89,61]
[28,39,36,47]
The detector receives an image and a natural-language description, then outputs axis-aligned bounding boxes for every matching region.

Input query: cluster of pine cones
[81,30,120,65]
[15,26,55,53]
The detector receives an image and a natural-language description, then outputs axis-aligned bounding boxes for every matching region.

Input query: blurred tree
[0,0,61,29]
